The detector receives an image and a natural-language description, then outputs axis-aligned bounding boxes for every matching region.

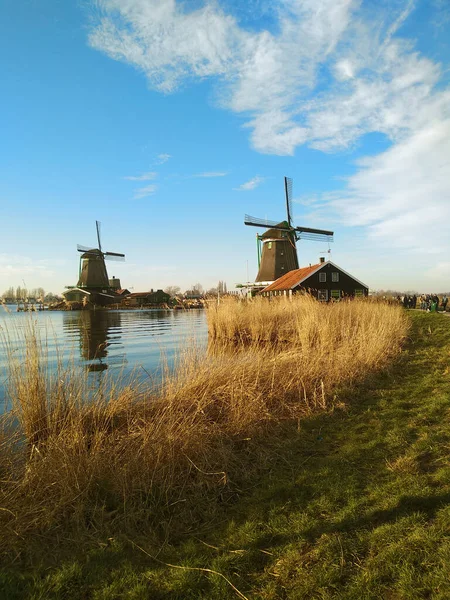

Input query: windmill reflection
[63,310,123,372]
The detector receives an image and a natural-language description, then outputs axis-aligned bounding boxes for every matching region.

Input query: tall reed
[0,298,408,559]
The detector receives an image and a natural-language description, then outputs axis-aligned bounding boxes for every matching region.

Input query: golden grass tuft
[0,297,409,559]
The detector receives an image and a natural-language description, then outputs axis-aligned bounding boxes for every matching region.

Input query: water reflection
[0,309,208,411]
[63,310,124,372]
[61,309,202,374]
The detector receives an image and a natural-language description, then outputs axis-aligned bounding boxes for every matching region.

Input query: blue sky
[1,0,450,294]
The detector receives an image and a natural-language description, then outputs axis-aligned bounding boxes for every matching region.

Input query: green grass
[2,311,450,599]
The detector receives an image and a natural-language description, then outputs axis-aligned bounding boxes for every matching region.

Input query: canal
[0,307,208,412]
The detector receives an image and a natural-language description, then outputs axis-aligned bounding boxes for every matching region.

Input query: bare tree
[164,286,181,297]
[2,287,15,300]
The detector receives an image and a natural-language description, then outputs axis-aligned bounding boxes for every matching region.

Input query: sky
[1,0,450,294]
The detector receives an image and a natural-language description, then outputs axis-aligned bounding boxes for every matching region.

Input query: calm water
[0,307,208,412]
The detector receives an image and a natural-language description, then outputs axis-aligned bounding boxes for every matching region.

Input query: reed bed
[0,297,408,560]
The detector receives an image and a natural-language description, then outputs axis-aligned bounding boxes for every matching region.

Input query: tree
[164,286,181,297]
[217,281,228,294]
[44,292,60,303]
[192,283,203,294]
[2,287,15,300]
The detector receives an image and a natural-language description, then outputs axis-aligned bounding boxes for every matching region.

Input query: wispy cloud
[156,153,171,164]
[192,171,228,178]
[0,254,56,278]
[88,0,441,154]
[88,0,450,275]
[233,176,265,191]
[124,171,157,181]
[316,113,450,252]
[88,0,354,155]
[133,184,158,199]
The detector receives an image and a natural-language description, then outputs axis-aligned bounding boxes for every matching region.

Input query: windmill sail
[244,177,334,283]
[96,220,102,253]
[285,177,293,227]
[77,249,110,289]
[64,222,126,307]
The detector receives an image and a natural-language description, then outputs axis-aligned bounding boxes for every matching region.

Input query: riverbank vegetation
[0,297,413,597]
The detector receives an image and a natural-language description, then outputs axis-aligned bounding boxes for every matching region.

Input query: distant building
[124,289,170,307]
[261,258,369,300]
[184,290,203,300]
[109,276,122,290]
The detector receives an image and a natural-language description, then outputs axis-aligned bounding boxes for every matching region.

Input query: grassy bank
[0,298,411,597]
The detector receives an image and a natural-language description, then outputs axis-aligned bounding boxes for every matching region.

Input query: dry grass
[0,297,408,560]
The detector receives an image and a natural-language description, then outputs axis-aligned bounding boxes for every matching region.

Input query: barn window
[332,272,339,282]
[355,289,364,297]
[331,290,340,300]
[318,290,328,301]
[319,272,326,282]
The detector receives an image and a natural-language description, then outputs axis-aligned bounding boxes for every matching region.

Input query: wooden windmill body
[245,178,333,283]
[63,221,125,307]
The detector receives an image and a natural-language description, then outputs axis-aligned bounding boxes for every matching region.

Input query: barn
[261,258,369,300]
[124,289,170,307]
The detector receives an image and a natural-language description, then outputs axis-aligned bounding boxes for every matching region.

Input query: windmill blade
[296,226,334,236]
[284,176,293,227]
[244,214,289,229]
[96,220,102,252]
[77,244,95,252]
[295,226,334,242]
[104,254,125,262]
[297,232,334,242]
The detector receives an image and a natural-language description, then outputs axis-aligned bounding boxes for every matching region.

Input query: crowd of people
[399,294,448,312]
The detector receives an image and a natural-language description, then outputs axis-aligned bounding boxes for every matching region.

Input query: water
[0,307,208,411]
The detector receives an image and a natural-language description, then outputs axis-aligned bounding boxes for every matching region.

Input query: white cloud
[233,176,265,191]
[88,0,355,155]
[133,184,158,199]
[88,0,450,286]
[156,153,171,164]
[88,1,447,156]
[124,171,157,181]
[320,113,450,254]
[192,171,228,178]
[0,254,56,279]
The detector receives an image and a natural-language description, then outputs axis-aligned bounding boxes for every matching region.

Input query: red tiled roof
[262,263,322,292]
[126,292,154,298]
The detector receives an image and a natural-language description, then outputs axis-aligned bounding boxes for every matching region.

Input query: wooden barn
[261,258,368,301]
[124,289,170,307]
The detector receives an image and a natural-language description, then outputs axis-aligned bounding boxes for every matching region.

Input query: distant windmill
[76,221,125,288]
[63,221,125,306]
[244,177,334,282]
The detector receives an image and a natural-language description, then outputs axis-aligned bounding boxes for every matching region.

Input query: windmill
[244,177,334,283]
[63,221,126,306]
